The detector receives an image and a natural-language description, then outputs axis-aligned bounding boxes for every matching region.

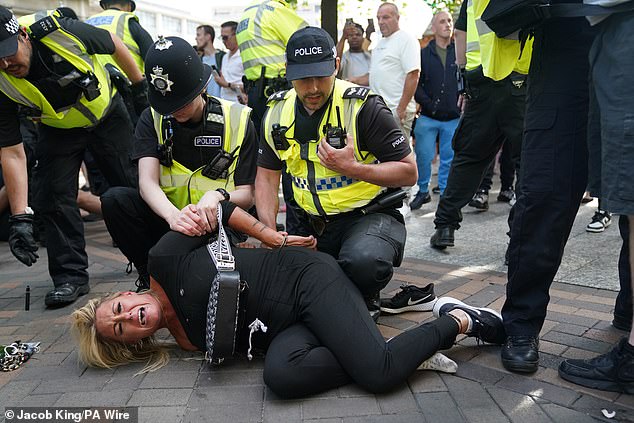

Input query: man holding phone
[102,37,257,292]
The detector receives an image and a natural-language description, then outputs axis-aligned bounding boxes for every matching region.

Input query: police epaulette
[28,16,59,41]
[267,90,288,103]
[342,86,370,100]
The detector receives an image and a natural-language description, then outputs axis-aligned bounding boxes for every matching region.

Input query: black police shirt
[257,94,412,171]
[0,18,115,148]
[133,105,258,187]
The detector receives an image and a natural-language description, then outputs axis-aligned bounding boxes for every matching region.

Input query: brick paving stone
[127,388,192,406]
[33,377,107,395]
[572,394,634,421]
[375,384,419,414]
[442,374,509,423]
[538,340,568,356]
[337,384,373,398]
[583,328,624,345]
[139,370,199,389]
[54,389,134,407]
[343,414,427,423]
[534,368,620,402]
[551,322,589,336]
[454,361,507,385]
[495,374,580,406]
[263,400,302,423]
[562,347,604,360]
[196,369,263,388]
[301,397,381,419]
[487,386,553,423]
[555,297,613,313]
[140,406,186,423]
[407,370,447,393]
[542,331,612,354]
[576,294,615,305]
[540,403,603,423]
[414,391,466,423]
[545,311,599,328]
[187,385,264,407]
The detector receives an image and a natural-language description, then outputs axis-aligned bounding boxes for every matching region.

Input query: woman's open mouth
[138,307,147,326]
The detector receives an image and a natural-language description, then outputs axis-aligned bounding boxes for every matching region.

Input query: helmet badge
[154,35,173,51]
[150,66,174,96]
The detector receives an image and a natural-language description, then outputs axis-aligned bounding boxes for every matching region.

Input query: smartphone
[211,65,220,79]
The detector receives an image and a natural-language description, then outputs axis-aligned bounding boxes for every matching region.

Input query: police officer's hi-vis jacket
[263,79,384,217]
[0,14,114,128]
[152,96,251,210]
[465,0,533,80]
[86,9,144,71]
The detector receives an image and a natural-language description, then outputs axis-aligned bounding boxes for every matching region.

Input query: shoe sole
[585,227,606,233]
[381,297,438,314]
[430,238,454,249]
[468,203,489,211]
[45,284,90,307]
[558,369,634,394]
[502,357,539,373]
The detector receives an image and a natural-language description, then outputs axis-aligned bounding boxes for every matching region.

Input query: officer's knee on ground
[340,249,394,295]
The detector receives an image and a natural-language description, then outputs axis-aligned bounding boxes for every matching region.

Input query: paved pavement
[0,190,631,423]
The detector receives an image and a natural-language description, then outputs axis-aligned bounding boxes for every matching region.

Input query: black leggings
[254,251,459,398]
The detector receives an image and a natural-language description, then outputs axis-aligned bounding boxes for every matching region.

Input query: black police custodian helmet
[144,36,212,115]
[99,0,136,12]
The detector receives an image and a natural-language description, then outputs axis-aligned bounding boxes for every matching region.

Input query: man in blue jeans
[410,10,460,210]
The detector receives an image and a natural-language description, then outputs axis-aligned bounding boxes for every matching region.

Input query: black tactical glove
[8,213,39,266]
[130,78,149,116]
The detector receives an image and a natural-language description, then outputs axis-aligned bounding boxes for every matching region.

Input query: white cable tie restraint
[246,318,268,360]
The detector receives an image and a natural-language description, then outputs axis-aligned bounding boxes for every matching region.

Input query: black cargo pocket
[521,108,557,193]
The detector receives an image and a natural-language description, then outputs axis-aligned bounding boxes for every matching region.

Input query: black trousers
[292,210,407,297]
[616,216,633,325]
[478,135,515,193]
[434,69,525,229]
[101,187,169,273]
[502,18,595,336]
[34,95,137,287]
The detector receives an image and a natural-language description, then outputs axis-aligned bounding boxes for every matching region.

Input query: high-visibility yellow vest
[466,0,533,80]
[236,0,307,80]
[86,9,144,72]
[0,14,114,128]
[152,96,251,209]
[263,80,384,216]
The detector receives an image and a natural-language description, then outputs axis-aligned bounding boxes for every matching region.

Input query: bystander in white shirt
[219,49,245,102]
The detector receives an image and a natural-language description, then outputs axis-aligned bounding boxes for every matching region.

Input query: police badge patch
[150,66,174,96]
[154,36,173,51]
[343,86,370,100]
[194,136,222,147]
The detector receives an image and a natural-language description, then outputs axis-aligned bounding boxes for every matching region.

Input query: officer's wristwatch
[216,188,230,202]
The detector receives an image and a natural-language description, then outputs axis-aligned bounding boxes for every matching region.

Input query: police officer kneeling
[102,37,257,291]
[255,27,417,319]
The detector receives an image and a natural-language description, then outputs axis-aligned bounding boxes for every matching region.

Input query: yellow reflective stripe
[242,54,286,70]
[0,78,36,109]
[475,19,492,36]
[239,38,284,51]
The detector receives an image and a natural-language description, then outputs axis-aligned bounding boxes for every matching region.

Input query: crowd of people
[0,0,632,398]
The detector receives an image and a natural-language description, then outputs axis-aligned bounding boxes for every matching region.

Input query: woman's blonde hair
[71,292,171,374]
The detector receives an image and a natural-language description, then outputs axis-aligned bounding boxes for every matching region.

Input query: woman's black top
[147,202,340,350]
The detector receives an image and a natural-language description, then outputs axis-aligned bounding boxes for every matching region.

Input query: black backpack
[482,0,634,38]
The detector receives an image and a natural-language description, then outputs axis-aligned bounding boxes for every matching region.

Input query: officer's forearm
[348,152,417,188]
[227,205,285,247]
[138,158,180,223]
[228,184,255,210]
[254,168,281,230]
[111,34,144,84]
[454,29,467,67]
[0,144,28,214]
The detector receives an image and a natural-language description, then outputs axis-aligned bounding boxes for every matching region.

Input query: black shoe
[432,186,441,194]
[430,227,454,249]
[433,297,505,344]
[135,273,151,293]
[45,283,90,308]
[380,283,437,314]
[613,314,633,332]
[558,338,634,394]
[365,292,381,323]
[468,191,489,211]
[410,192,431,210]
[501,336,540,373]
[497,189,515,203]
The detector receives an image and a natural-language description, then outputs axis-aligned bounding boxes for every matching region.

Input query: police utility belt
[241,65,291,98]
[295,189,407,236]
[158,97,238,180]
[205,205,249,364]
